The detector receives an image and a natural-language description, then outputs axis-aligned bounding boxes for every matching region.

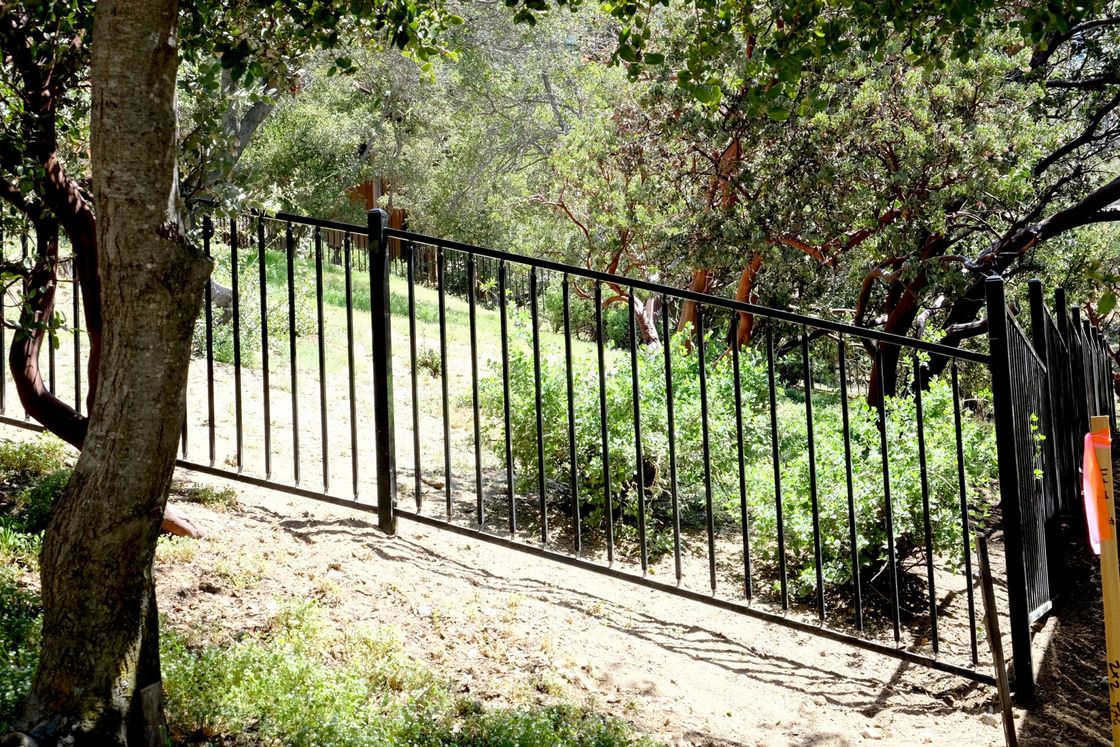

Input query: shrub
[0,571,41,733]
[479,325,997,599]
[416,346,443,377]
[0,437,67,481]
[15,468,71,533]
[479,328,769,547]
[757,378,996,597]
[541,285,631,349]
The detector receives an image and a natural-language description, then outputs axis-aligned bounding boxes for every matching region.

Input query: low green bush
[0,437,67,481]
[15,469,71,533]
[0,571,41,734]
[542,285,632,349]
[479,326,997,599]
[0,436,70,567]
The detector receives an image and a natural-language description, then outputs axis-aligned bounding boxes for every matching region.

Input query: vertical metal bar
[766,324,788,609]
[286,222,300,484]
[629,288,647,573]
[406,243,422,509]
[231,218,244,471]
[499,260,516,534]
[595,282,614,564]
[801,326,824,620]
[875,346,902,643]
[314,227,329,491]
[731,314,752,599]
[0,224,4,415]
[438,245,452,518]
[179,220,188,459]
[952,361,979,665]
[697,306,715,592]
[72,274,80,413]
[986,276,1035,697]
[531,268,548,544]
[0,245,5,413]
[662,294,682,583]
[368,208,396,533]
[48,312,55,395]
[914,351,939,653]
[344,232,359,498]
[1055,287,1068,341]
[45,224,55,396]
[203,216,216,466]
[257,217,272,478]
[838,336,862,630]
[563,275,580,553]
[468,255,484,527]
[180,412,188,457]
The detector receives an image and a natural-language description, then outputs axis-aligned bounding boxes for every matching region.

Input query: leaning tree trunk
[18,0,210,744]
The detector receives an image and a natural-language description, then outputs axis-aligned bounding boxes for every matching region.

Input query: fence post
[369,208,397,534]
[985,276,1036,699]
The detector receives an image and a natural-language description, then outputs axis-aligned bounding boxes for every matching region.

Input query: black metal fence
[988,277,1118,696]
[1,206,1116,699]
[186,208,999,683]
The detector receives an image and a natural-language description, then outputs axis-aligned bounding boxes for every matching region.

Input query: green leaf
[1099,290,1117,316]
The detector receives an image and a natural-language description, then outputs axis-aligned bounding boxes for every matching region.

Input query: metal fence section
[2,205,1118,699]
[378,219,996,684]
[988,276,1118,699]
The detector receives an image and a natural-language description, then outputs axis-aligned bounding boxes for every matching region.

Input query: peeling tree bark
[676,269,712,348]
[732,253,763,348]
[17,1,211,744]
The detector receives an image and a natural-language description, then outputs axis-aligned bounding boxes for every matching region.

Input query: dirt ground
[157,470,1021,747]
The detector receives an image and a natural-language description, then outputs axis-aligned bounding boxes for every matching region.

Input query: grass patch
[156,535,202,565]
[163,601,659,747]
[172,481,239,511]
[212,551,269,589]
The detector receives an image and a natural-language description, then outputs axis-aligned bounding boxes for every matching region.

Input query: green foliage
[13,469,71,534]
[163,601,656,746]
[0,570,41,734]
[0,437,68,481]
[172,480,239,510]
[0,436,70,568]
[480,325,996,598]
[541,285,631,349]
[416,346,443,377]
[194,239,319,366]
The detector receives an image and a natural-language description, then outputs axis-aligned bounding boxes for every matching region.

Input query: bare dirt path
[157,470,1014,747]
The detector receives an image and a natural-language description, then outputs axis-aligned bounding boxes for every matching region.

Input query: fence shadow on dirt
[259,503,994,720]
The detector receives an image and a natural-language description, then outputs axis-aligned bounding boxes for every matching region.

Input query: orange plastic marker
[1085,416,1119,746]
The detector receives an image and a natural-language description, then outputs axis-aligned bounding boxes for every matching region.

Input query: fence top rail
[197,203,366,235]
[386,227,991,364]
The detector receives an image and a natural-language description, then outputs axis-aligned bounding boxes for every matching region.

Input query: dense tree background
[235,0,1120,390]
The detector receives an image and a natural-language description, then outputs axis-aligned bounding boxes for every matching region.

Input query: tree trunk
[18,0,211,743]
